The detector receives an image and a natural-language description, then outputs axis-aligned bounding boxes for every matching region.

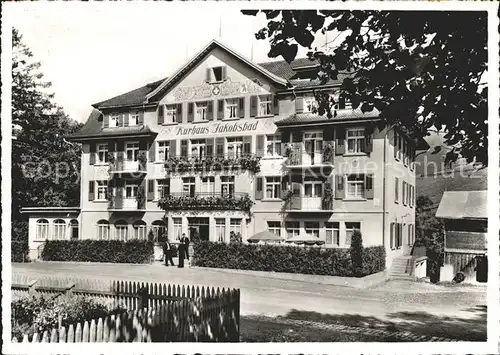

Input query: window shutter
[180,140,188,157]
[138,111,144,125]
[250,96,258,117]
[176,104,183,123]
[89,143,96,165]
[149,141,156,162]
[365,126,373,153]
[124,113,129,127]
[158,105,164,125]
[187,103,194,122]
[335,128,345,155]
[117,114,123,127]
[238,97,245,118]
[217,100,224,120]
[205,68,211,83]
[169,140,176,158]
[393,132,398,158]
[216,137,225,156]
[222,66,227,81]
[243,136,252,155]
[281,175,289,197]
[255,177,263,200]
[147,180,154,201]
[207,101,214,121]
[365,174,374,199]
[295,97,304,113]
[206,138,214,156]
[335,175,345,199]
[256,135,265,157]
[88,181,95,201]
[103,115,109,128]
[390,223,394,249]
[395,177,399,202]
[402,181,407,205]
[273,95,279,115]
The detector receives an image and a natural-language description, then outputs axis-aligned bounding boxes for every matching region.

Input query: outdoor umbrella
[247,230,284,243]
[285,233,325,246]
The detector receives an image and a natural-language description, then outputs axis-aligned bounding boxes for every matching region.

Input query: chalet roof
[435,191,488,220]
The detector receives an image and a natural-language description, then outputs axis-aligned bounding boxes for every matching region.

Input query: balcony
[157,192,254,213]
[283,143,334,168]
[283,193,334,212]
[108,197,146,212]
[109,155,147,176]
[164,154,261,174]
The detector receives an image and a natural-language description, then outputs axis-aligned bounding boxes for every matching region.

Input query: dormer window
[129,112,140,126]
[213,67,223,82]
[206,66,226,83]
[303,96,317,113]
[109,114,119,128]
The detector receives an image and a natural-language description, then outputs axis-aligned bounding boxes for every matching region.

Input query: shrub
[193,241,385,277]
[229,231,242,244]
[41,240,153,264]
[12,220,29,262]
[349,229,364,277]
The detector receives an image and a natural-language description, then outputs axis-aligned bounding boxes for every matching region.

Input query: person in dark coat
[163,238,175,267]
[177,236,185,268]
[181,233,190,263]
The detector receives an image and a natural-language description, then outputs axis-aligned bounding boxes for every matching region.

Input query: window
[173,218,182,241]
[285,221,300,239]
[115,221,128,241]
[125,142,139,161]
[156,179,170,200]
[97,220,110,241]
[303,96,317,113]
[304,222,320,239]
[151,220,167,242]
[229,218,242,236]
[97,144,108,163]
[325,222,340,246]
[195,102,208,121]
[225,98,239,119]
[191,139,206,158]
[304,180,323,197]
[265,176,281,199]
[166,105,177,123]
[157,141,170,162]
[182,177,196,197]
[267,221,281,237]
[346,174,365,199]
[201,176,215,194]
[221,176,235,197]
[258,95,272,116]
[395,177,399,203]
[402,181,407,206]
[334,96,351,110]
[133,221,147,240]
[129,112,140,126]
[403,141,409,166]
[35,219,48,240]
[125,182,138,198]
[408,224,414,246]
[53,220,66,240]
[96,181,108,201]
[216,218,226,242]
[212,66,223,82]
[266,135,281,156]
[345,222,361,246]
[109,114,119,128]
[346,128,365,153]
[226,137,243,158]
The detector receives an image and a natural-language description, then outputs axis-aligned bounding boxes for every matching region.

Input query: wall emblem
[264,118,276,130]
[212,86,220,96]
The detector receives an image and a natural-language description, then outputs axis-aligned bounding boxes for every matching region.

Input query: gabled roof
[93,78,166,109]
[276,109,380,127]
[435,191,488,220]
[145,39,289,103]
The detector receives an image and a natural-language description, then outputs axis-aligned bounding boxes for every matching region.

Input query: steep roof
[276,109,380,127]
[435,190,488,220]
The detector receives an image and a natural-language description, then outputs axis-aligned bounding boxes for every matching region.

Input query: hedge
[41,240,154,264]
[12,221,29,262]
[193,241,385,277]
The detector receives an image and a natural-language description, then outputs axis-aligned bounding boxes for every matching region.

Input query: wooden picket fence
[11,274,240,342]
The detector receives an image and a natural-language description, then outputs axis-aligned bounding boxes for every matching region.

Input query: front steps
[389,256,414,280]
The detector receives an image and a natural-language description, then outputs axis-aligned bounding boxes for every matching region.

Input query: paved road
[12,262,486,323]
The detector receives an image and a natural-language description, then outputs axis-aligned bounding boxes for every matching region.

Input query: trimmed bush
[12,221,29,262]
[349,229,364,277]
[41,240,153,264]
[193,241,385,277]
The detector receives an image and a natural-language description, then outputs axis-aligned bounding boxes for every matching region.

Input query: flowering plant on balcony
[281,189,294,209]
[322,185,334,210]
[164,155,261,174]
[158,194,254,213]
[283,144,293,158]
[322,143,334,163]
[106,188,114,209]
[136,185,145,209]
[137,152,147,170]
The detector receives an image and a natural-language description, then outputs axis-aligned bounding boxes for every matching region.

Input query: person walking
[177,236,185,268]
[163,238,175,267]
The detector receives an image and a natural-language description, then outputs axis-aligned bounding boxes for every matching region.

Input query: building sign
[176,121,259,136]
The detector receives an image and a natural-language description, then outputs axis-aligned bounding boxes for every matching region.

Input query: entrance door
[188,217,210,242]
[70,219,79,240]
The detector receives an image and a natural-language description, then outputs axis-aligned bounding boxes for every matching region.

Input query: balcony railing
[283,194,333,212]
[108,197,145,211]
[164,154,261,174]
[109,153,147,175]
[283,144,334,167]
[157,192,254,212]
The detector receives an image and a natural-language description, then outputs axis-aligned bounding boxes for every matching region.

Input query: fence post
[28,279,37,295]
[138,286,149,310]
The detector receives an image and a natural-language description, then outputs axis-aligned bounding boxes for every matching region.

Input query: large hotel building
[23,39,428,269]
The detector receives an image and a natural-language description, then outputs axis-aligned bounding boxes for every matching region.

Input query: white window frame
[325,222,340,246]
[96,181,108,201]
[173,218,182,242]
[346,128,365,154]
[124,181,139,199]
[129,112,140,126]
[346,174,365,199]
[345,222,361,246]
[156,179,169,201]
[258,95,272,116]
[157,141,169,162]
[151,222,167,242]
[182,177,196,196]
[166,105,177,123]
[190,139,206,158]
[36,219,50,241]
[267,221,281,237]
[97,221,110,241]
[133,223,147,240]
[285,221,300,239]
[109,114,119,128]
[125,142,139,161]
[201,176,215,194]
[226,137,243,158]
[229,218,242,236]
[195,102,208,122]
[221,176,235,197]
[212,66,224,83]
[266,134,282,157]
[265,176,281,199]
[303,95,317,113]
[53,219,66,240]
[395,177,399,203]
[225,98,239,119]
[215,218,226,242]
[304,181,323,198]
[304,221,320,239]
[97,144,109,164]
[115,223,128,241]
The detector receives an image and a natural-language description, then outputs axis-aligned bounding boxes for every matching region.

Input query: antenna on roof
[251,35,254,61]
[218,16,222,38]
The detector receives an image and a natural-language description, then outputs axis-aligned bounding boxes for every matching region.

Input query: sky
[10,3,334,123]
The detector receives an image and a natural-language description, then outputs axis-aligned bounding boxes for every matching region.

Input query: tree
[12,28,83,261]
[349,229,364,277]
[242,10,487,165]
